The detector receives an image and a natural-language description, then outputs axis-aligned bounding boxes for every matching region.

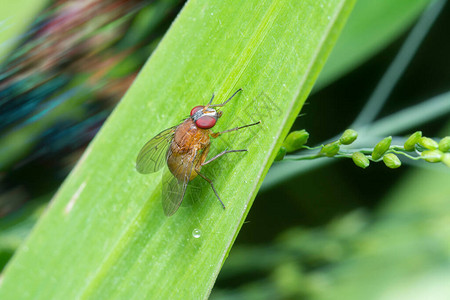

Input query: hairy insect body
[136,88,260,216]
[167,118,210,181]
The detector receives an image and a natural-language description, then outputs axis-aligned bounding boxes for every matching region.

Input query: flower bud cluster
[274,129,450,169]
[403,132,450,167]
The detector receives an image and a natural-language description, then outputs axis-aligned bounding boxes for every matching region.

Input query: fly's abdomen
[167,146,198,182]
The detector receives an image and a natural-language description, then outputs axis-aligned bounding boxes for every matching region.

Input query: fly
[136,89,260,216]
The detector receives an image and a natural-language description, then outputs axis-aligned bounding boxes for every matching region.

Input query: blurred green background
[1,0,449,299]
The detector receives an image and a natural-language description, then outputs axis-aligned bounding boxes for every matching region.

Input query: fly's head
[190,89,242,129]
[190,105,221,129]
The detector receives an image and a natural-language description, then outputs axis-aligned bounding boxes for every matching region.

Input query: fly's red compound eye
[190,106,204,116]
[195,116,216,129]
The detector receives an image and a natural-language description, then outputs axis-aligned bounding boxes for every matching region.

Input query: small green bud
[404,131,422,151]
[383,153,401,169]
[283,130,309,152]
[352,152,370,169]
[442,153,450,167]
[421,150,443,163]
[320,141,340,157]
[438,136,450,152]
[372,136,392,160]
[339,129,358,145]
[274,146,287,161]
[418,137,439,150]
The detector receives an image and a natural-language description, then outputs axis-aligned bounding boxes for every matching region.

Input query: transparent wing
[136,126,177,174]
[162,149,197,216]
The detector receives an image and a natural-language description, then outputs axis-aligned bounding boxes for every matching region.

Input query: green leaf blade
[0,0,355,299]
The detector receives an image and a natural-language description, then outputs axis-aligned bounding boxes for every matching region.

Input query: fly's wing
[162,149,197,216]
[136,126,177,174]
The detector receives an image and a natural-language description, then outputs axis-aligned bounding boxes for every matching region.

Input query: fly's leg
[210,121,261,138]
[196,170,226,209]
[197,149,250,210]
[202,149,247,166]
[196,148,248,210]
[198,119,260,210]
[194,147,241,209]
[206,120,260,165]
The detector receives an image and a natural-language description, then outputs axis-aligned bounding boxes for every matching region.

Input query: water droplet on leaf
[192,229,201,238]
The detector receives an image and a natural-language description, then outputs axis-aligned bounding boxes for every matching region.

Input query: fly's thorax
[173,119,210,150]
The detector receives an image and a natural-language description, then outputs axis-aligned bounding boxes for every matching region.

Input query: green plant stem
[263,90,450,191]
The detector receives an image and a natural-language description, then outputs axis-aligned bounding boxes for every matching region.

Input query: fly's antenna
[207,93,215,106]
[210,88,242,108]
[204,92,215,110]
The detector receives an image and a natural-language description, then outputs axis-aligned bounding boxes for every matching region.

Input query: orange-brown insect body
[167,118,211,181]
[136,88,261,216]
